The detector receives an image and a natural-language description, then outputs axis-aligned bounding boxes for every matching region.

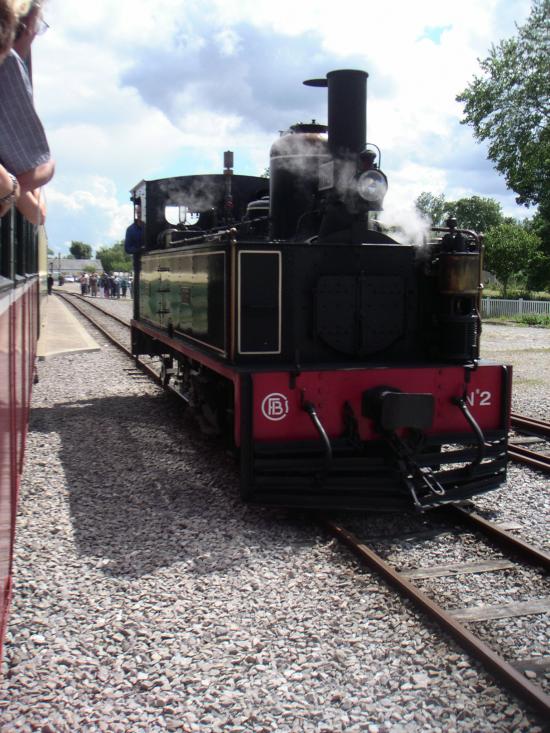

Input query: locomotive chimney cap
[304,69,369,87]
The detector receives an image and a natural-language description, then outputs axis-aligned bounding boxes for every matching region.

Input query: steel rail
[511,414,550,439]
[56,290,131,328]
[508,445,550,474]
[325,520,550,719]
[509,413,550,474]
[445,505,550,569]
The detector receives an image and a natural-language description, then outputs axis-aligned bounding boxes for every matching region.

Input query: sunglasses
[36,17,49,35]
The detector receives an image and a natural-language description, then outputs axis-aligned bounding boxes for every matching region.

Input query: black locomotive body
[130,69,511,511]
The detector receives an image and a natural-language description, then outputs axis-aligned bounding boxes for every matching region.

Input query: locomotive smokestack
[304,69,368,155]
[327,69,368,155]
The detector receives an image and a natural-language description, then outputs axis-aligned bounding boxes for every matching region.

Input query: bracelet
[0,173,18,205]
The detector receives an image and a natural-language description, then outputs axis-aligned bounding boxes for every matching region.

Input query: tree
[483,222,540,294]
[522,210,550,288]
[415,192,447,225]
[457,0,550,219]
[415,192,504,232]
[47,247,54,255]
[525,250,550,291]
[70,241,93,259]
[523,208,550,290]
[445,196,503,233]
[96,241,132,274]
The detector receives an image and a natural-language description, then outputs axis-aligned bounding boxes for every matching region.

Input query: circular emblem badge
[261,393,289,421]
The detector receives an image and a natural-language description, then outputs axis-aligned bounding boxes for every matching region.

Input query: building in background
[47,257,102,279]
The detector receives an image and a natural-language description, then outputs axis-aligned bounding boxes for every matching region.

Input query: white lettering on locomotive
[467,389,492,407]
[261,393,289,421]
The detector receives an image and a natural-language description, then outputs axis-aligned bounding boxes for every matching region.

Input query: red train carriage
[130,69,512,511]
[0,209,46,660]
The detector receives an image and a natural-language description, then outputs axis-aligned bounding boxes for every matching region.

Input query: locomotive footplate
[239,364,511,512]
[241,433,508,511]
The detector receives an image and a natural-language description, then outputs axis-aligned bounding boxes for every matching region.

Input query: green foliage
[415,192,504,231]
[47,247,54,255]
[415,192,447,225]
[513,313,550,327]
[445,196,503,233]
[69,241,93,259]
[483,286,550,300]
[483,222,540,294]
[457,0,550,216]
[525,249,550,291]
[96,241,132,274]
[522,209,550,284]
[83,264,97,274]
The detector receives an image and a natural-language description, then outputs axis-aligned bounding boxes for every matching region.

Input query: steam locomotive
[129,69,511,511]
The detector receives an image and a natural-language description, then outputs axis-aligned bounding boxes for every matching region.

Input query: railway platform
[37,292,99,359]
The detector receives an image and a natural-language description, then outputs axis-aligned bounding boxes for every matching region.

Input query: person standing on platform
[46,272,53,294]
[102,274,110,299]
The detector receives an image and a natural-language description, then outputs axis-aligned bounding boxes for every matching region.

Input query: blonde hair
[12,1,38,18]
[0,0,41,58]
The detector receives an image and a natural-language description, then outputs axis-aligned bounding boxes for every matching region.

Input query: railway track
[325,508,550,718]
[509,414,550,473]
[57,291,550,718]
[56,291,156,377]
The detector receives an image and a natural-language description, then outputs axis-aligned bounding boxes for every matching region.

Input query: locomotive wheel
[160,356,174,387]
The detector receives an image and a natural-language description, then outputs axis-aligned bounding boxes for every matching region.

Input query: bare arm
[17,159,55,193]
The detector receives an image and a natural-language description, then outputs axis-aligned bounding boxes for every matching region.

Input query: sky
[31,0,534,256]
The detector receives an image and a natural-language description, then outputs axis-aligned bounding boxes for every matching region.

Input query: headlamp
[357,170,388,205]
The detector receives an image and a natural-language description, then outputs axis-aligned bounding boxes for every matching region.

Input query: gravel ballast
[0,308,548,732]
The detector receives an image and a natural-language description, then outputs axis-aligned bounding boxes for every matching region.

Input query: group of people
[79,273,133,299]
[0,1,54,225]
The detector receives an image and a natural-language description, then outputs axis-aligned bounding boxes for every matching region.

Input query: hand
[0,166,20,218]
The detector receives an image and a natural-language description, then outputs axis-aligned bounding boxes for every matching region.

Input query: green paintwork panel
[139,248,227,352]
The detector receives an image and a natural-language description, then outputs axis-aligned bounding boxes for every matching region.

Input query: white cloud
[30,0,534,246]
[44,176,132,253]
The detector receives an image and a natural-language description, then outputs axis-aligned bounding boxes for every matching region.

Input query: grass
[512,313,550,327]
[484,314,550,327]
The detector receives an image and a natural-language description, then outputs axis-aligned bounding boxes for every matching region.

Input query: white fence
[482,297,550,318]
